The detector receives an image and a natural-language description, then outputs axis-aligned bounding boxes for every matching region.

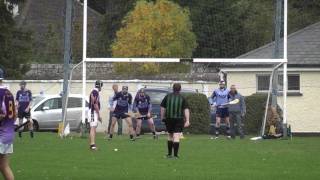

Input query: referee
[160,83,190,159]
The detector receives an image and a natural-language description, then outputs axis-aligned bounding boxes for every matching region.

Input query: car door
[34,97,62,130]
[66,97,82,130]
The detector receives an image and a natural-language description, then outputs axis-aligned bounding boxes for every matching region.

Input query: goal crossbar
[191,58,286,63]
[85,58,287,63]
[86,58,180,63]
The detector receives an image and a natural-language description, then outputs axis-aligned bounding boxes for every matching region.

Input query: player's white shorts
[0,143,13,154]
[88,110,99,127]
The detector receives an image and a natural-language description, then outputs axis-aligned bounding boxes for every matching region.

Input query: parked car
[133,87,198,133]
[29,94,89,131]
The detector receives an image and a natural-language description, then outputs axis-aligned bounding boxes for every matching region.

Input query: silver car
[30,94,89,131]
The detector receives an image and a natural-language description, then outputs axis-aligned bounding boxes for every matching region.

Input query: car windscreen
[145,91,168,104]
[32,96,45,107]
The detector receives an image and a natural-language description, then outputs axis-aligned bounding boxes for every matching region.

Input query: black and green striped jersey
[161,93,189,119]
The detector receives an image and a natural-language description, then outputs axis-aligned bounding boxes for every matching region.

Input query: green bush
[183,93,210,134]
[244,94,268,134]
[179,93,268,135]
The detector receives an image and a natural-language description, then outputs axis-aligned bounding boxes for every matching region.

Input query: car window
[32,96,45,107]
[40,98,62,110]
[144,91,168,104]
[68,97,82,108]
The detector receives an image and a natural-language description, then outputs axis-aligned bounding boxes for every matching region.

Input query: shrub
[178,93,271,135]
[244,94,267,134]
[183,93,210,134]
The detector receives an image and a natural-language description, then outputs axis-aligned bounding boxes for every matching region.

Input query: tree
[172,0,243,58]
[235,0,275,53]
[79,0,107,14]
[0,2,32,79]
[172,0,275,58]
[99,0,136,57]
[111,0,197,75]
[288,0,320,33]
[33,23,62,63]
[112,0,196,58]
[174,0,320,59]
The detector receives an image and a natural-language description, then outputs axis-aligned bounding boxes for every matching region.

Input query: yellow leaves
[110,0,197,75]
[111,0,197,58]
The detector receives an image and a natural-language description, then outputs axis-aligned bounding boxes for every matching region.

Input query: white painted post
[283,0,288,137]
[283,64,287,124]
[82,0,88,124]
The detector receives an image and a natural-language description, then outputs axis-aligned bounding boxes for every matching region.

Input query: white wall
[226,71,320,133]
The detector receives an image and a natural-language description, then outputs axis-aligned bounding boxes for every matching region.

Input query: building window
[256,74,300,92]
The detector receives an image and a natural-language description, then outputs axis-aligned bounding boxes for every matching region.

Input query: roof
[17,0,102,34]
[15,0,103,60]
[225,22,320,67]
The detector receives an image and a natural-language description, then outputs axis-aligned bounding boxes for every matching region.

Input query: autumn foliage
[111,0,197,75]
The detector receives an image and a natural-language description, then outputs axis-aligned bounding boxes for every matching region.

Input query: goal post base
[282,123,288,139]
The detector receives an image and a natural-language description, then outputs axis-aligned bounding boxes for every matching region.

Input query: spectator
[228,85,246,139]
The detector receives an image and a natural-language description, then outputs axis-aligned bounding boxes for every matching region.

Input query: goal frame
[80,0,288,130]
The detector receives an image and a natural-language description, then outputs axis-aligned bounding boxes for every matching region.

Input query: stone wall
[24,63,219,81]
[25,63,114,80]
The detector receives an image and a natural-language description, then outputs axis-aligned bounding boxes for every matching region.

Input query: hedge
[244,94,268,134]
[183,93,210,134]
[181,93,269,135]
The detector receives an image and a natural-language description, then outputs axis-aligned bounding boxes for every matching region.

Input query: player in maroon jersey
[0,68,16,180]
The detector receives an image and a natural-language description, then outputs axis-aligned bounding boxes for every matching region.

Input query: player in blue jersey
[109,86,135,141]
[16,81,33,138]
[133,89,157,139]
[0,68,16,180]
[106,84,122,136]
[210,80,231,139]
[88,80,103,150]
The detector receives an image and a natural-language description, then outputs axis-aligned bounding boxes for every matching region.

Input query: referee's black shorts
[165,118,184,133]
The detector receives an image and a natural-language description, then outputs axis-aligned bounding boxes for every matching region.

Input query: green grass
[10,133,320,180]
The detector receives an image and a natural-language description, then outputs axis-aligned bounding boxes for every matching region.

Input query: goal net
[61,0,289,137]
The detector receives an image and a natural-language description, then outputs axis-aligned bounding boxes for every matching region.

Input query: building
[221,22,320,133]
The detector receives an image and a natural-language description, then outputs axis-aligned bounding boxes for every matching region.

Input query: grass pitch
[10,133,320,180]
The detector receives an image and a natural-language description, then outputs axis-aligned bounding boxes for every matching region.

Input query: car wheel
[78,120,90,133]
[76,122,83,133]
[32,120,39,131]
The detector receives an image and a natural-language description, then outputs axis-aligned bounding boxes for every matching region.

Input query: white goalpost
[79,0,289,136]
